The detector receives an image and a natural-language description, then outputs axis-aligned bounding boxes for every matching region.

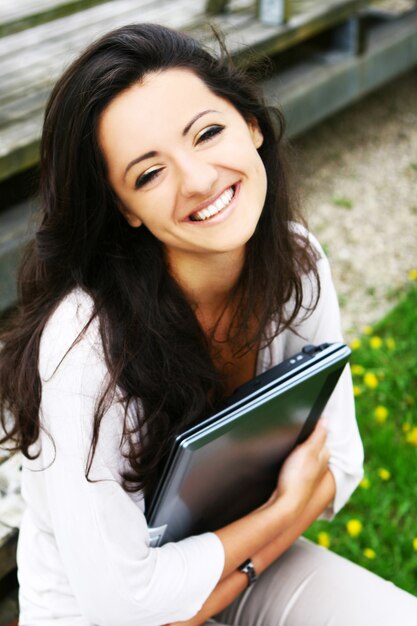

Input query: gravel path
[292,69,417,339]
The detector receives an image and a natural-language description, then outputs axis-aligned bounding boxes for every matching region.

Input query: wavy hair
[0,23,319,496]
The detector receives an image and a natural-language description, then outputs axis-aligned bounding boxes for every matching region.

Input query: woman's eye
[135,167,163,189]
[195,125,224,145]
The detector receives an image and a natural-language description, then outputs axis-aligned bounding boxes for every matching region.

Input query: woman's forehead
[98,68,235,164]
[101,68,228,130]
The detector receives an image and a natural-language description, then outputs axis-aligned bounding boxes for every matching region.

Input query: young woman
[1,23,416,626]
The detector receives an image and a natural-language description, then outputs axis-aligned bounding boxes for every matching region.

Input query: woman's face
[99,68,267,267]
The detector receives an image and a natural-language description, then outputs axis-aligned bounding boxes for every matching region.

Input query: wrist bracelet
[238,558,258,587]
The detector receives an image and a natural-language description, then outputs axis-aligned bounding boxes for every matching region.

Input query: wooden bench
[0,0,110,38]
[1,0,417,316]
[0,0,365,184]
[0,0,377,313]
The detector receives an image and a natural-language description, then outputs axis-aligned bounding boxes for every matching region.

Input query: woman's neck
[166,246,259,395]
[166,248,245,325]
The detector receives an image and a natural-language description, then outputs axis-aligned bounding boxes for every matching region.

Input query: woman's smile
[186,183,238,223]
[98,68,267,266]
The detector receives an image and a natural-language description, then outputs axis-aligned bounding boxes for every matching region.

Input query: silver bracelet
[238,558,258,587]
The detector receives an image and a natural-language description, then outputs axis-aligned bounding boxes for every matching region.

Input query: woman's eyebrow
[182,109,218,136]
[123,109,219,180]
[124,150,158,180]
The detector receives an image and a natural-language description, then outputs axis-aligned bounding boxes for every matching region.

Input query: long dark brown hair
[0,23,319,496]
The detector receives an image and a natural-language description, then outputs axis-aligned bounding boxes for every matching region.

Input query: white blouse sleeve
[282,231,364,518]
[21,290,224,626]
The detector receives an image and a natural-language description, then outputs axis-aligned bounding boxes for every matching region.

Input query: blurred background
[0,1,416,623]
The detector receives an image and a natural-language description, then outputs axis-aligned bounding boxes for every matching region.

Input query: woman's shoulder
[39,288,100,379]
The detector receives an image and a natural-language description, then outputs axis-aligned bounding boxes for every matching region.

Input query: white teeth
[190,187,235,222]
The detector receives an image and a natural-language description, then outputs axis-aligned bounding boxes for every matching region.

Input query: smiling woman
[1,22,416,626]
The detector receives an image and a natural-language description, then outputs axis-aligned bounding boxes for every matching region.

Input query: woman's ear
[116,199,142,228]
[248,118,264,149]
[122,210,142,228]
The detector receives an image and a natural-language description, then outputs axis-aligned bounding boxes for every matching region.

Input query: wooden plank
[0,0,196,61]
[0,116,43,183]
[0,200,35,310]
[0,0,112,38]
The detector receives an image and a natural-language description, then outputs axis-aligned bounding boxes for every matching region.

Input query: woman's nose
[178,154,218,198]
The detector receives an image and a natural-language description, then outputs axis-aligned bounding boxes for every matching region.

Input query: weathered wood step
[200,0,365,59]
[0,200,36,311]
[0,0,112,38]
[0,0,365,183]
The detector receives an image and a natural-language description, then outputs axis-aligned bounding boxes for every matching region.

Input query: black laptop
[146,342,351,546]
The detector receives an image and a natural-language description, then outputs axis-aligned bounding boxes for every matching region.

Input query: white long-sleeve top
[17,232,364,626]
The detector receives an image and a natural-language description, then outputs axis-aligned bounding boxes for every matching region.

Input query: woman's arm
[168,468,336,626]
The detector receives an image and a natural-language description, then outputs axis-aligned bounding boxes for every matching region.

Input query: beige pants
[206,537,417,626]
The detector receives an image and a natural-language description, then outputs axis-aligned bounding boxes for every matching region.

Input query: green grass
[331,196,353,209]
[304,282,417,595]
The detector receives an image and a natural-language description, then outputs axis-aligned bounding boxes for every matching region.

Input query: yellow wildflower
[317,532,331,549]
[360,477,370,489]
[350,338,361,350]
[413,538,417,551]
[406,427,417,446]
[346,519,363,538]
[363,372,378,389]
[377,468,391,481]
[362,325,373,335]
[374,405,388,423]
[363,548,376,559]
[370,336,383,349]
[386,338,396,351]
[402,422,411,433]
[351,364,365,376]
[353,385,362,397]
[408,268,417,281]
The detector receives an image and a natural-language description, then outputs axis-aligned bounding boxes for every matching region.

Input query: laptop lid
[147,342,350,546]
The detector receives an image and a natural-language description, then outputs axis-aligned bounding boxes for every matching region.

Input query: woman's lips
[185,182,240,225]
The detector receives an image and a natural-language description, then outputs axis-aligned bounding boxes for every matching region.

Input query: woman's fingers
[307,419,328,449]
[306,421,330,466]
[273,418,331,511]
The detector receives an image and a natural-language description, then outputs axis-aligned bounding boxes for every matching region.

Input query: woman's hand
[166,468,336,626]
[270,421,330,516]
